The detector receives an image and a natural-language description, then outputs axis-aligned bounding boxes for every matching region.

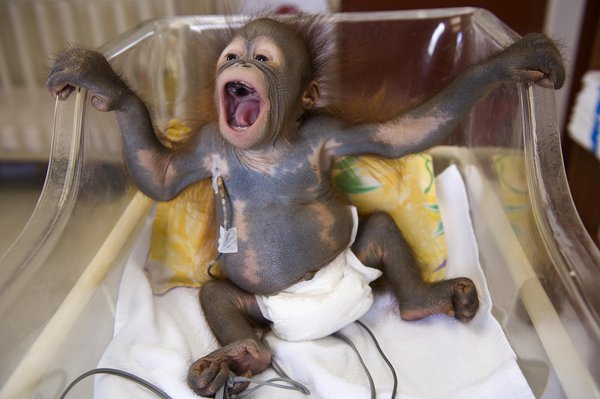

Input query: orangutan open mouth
[225,81,262,129]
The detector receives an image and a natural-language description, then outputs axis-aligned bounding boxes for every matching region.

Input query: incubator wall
[1,8,599,399]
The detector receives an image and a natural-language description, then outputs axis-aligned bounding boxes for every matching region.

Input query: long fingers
[46,48,129,111]
[48,83,76,100]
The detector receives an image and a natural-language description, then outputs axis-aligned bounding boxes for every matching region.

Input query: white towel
[96,165,534,399]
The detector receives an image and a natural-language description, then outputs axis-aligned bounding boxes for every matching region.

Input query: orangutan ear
[301,80,320,109]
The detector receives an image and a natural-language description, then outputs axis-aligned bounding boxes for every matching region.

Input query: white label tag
[218,226,238,253]
[212,168,221,194]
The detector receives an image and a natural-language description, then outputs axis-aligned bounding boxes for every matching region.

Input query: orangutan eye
[225,53,238,61]
[254,54,269,62]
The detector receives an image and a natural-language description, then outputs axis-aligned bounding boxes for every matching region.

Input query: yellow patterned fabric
[145,121,448,294]
[145,119,221,294]
[145,179,222,294]
[331,155,447,282]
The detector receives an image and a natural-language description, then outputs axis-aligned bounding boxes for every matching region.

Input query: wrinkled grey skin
[47,18,564,397]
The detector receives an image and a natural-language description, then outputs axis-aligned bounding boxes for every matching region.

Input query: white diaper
[255,207,382,342]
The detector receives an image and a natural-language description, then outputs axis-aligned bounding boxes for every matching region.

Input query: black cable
[270,357,311,396]
[214,357,310,399]
[334,331,377,399]
[60,368,173,399]
[207,252,222,278]
[334,321,399,399]
[356,320,398,399]
[61,326,396,399]
[207,175,231,279]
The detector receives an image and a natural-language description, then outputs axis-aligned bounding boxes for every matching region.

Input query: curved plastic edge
[97,7,483,57]
[522,85,600,333]
[0,90,85,296]
[472,3,600,344]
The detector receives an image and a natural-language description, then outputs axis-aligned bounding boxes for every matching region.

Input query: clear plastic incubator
[1,7,599,399]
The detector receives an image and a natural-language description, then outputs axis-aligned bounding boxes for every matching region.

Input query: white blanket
[96,165,534,399]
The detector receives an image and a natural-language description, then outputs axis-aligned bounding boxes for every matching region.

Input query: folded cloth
[256,250,382,342]
[96,165,534,399]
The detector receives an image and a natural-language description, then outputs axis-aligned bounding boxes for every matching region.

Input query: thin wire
[270,357,311,395]
[356,320,398,399]
[207,175,229,278]
[207,252,222,278]
[334,331,377,399]
[59,368,173,399]
[235,375,310,397]
[217,175,230,231]
[234,354,310,398]
[215,357,310,399]
[62,360,309,399]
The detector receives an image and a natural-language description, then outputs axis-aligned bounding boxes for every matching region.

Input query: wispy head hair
[280,14,339,109]
[237,13,339,109]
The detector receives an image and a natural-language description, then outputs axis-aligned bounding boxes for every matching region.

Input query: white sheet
[96,165,534,399]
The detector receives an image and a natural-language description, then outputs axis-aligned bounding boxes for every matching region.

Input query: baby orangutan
[47,17,564,397]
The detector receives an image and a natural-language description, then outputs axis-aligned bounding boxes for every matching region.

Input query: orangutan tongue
[235,99,260,127]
